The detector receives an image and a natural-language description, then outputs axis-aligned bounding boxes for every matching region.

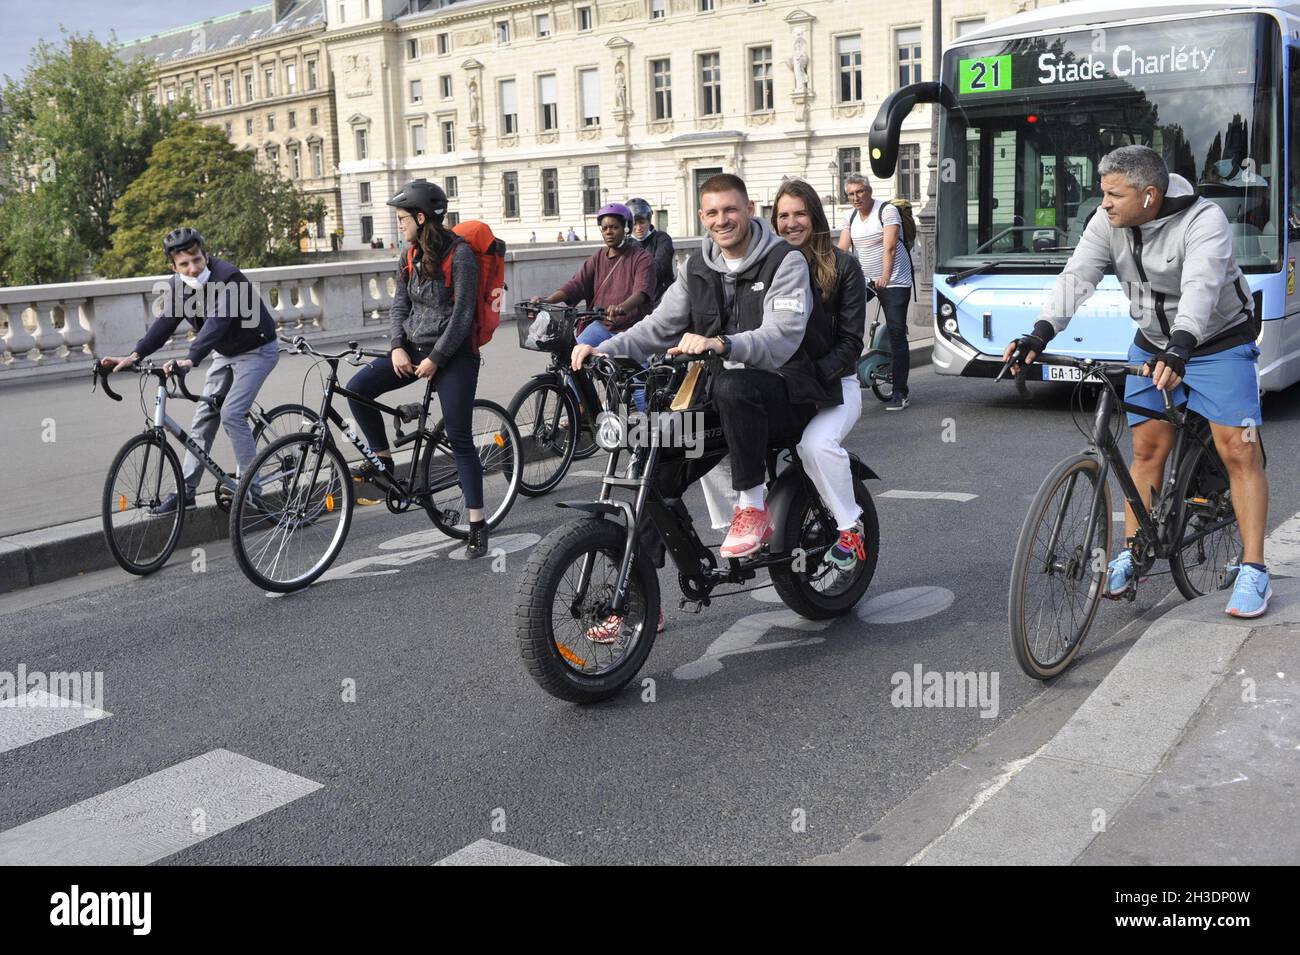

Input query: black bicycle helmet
[387,179,448,221]
[162,227,205,257]
[626,198,653,222]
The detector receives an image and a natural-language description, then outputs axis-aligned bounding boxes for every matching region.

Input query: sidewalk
[0,329,934,592]
[814,518,1300,865]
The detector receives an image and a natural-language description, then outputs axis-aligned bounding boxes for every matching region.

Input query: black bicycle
[514,352,880,703]
[1005,353,1250,680]
[507,303,620,496]
[228,336,522,592]
[93,358,317,576]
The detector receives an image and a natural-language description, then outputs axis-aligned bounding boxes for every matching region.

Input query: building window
[267,113,276,131]
[954,18,985,38]
[837,35,863,103]
[445,175,458,198]
[289,110,297,128]
[699,52,721,116]
[496,20,510,45]
[410,79,423,104]
[356,127,369,159]
[749,46,773,111]
[579,69,599,127]
[446,211,460,227]
[244,71,254,102]
[361,215,373,244]
[166,88,176,103]
[407,38,420,61]
[223,77,233,106]
[503,171,519,218]
[289,145,301,179]
[286,62,297,93]
[500,79,518,134]
[360,181,371,204]
[316,215,325,239]
[310,107,319,125]
[897,27,923,87]
[897,143,920,200]
[538,74,558,131]
[411,123,426,156]
[264,67,275,98]
[307,59,318,89]
[441,120,455,152]
[437,32,449,55]
[224,122,232,137]
[838,146,861,200]
[440,75,452,99]
[651,0,666,19]
[651,59,672,120]
[536,13,551,38]
[311,142,323,177]
[582,164,601,214]
[577,6,592,31]
[542,168,559,217]
[265,145,279,168]
[699,0,714,11]
[337,3,345,24]
[245,118,254,135]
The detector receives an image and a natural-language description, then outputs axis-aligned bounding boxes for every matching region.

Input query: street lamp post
[827,160,840,229]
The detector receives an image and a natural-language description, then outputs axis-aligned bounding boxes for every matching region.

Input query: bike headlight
[594,412,624,452]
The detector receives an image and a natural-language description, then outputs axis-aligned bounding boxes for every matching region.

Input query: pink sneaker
[585,611,666,645]
[720,505,774,559]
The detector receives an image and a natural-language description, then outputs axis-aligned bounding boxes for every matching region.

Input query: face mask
[179,267,211,289]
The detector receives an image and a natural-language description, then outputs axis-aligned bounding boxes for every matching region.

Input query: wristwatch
[716,335,732,358]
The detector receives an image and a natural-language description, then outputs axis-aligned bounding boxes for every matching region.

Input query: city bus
[869,0,1300,393]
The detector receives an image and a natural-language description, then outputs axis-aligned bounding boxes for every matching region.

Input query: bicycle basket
[515,304,576,352]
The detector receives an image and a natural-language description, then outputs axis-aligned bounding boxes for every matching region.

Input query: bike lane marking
[435,838,565,866]
[877,490,978,503]
[0,690,110,756]
[673,610,831,681]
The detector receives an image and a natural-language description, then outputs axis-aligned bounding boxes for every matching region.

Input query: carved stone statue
[790,31,810,93]
[614,60,628,112]
[468,78,481,126]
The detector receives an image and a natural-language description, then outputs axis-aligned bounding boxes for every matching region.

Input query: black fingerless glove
[1153,330,1196,379]
[1012,321,1058,364]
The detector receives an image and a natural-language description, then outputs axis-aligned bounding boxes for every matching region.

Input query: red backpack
[402,221,507,355]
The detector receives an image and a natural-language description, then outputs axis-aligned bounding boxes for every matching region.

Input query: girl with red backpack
[346,179,489,558]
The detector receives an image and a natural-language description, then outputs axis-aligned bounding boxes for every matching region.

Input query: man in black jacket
[101,228,280,513]
[627,197,676,305]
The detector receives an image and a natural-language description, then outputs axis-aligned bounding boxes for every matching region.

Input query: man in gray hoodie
[571,173,833,560]
[1005,145,1270,618]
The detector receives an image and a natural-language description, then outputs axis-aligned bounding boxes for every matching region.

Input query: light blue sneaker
[1106,550,1135,597]
[1226,565,1272,618]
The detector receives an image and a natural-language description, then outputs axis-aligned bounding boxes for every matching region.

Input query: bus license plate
[1044,365,1083,382]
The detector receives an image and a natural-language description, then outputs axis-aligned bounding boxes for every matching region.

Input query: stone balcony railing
[0,237,702,384]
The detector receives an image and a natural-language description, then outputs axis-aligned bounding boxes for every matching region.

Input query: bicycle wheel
[515,518,661,703]
[1009,453,1111,680]
[506,376,577,496]
[1170,440,1243,599]
[252,403,322,446]
[419,399,522,539]
[770,480,879,619]
[102,432,186,575]
[230,432,353,592]
[870,371,893,403]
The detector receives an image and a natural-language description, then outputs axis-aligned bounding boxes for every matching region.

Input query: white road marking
[855,586,955,625]
[878,490,978,503]
[435,839,565,866]
[0,691,110,756]
[673,610,830,680]
[1266,510,1300,576]
[448,532,541,560]
[0,749,321,865]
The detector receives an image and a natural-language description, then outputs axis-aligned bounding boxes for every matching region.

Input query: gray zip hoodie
[595,216,813,369]
[1036,174,1255,355]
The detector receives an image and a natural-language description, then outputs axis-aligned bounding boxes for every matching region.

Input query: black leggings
[712,368,815,491]
[345,342,484,509]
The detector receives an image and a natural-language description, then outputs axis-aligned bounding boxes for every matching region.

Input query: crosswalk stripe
[878,489,978,502]
[0,690,109,756]
[435,839,565,866]
[0,749,321,866]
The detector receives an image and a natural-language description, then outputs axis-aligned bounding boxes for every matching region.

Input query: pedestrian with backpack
[344,179,490,558]
[838,174,915,410]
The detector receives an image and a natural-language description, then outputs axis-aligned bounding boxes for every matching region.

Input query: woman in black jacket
[346,179,489,558]
[770,178,868,570]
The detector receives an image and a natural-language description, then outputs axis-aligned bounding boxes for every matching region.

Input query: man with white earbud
[1003,145,1270,619]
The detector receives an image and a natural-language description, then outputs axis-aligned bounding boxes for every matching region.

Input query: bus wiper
[949,260,1017,284]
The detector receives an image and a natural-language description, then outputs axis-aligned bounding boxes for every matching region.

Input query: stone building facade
[326,0,1031,249]
[119,0,344,251]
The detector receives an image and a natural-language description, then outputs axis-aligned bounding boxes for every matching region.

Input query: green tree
[0,31,177,282]
[0,188,86,286]
[100,121,325,277]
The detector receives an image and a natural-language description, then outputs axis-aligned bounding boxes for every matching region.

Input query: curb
[2,338,938,594]
[812,576,1300,866]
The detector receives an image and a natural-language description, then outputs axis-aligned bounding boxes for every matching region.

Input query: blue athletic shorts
[1125,341,1261,428]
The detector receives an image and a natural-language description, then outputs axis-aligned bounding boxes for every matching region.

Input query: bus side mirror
[869,81,956,178]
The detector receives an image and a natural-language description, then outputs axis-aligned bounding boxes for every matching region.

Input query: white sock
[737,484,765,510]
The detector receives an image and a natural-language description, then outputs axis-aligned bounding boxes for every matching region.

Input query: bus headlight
[943,317,959,334]
[939,302,955,318]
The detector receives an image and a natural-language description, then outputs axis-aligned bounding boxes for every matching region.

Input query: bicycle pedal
[678,598,705,614]
[441,509,462,526]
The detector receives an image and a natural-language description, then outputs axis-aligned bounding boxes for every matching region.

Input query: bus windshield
[937,13,1282,273]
